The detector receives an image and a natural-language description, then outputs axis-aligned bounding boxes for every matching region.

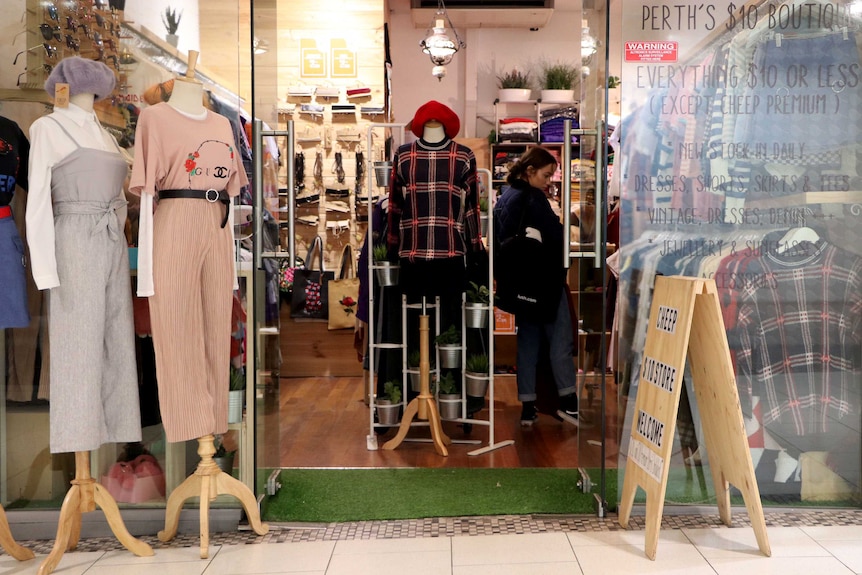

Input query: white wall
[126,1,201,59]
[388,0,587,139]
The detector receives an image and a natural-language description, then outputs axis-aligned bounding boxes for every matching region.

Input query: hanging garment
[31,116,141,453]
[129,102,247,443]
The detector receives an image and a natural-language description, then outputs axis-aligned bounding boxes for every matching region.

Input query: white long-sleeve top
[26,103,124,290]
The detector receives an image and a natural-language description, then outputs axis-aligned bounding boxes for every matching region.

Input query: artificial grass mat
[264,468,618,523]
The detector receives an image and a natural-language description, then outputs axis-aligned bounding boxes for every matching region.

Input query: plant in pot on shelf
[161,6,182,47]
[372,243,399,287]
[228,366,245,424]
[213,434,236,475]
[496,68,532,103]
[435,325,462,369]
[407,348,435,392]
[377,380,403,425]
[465,353,490,398]
[465,281,490,329]
[539,61,580,103]
[436,371,461,420]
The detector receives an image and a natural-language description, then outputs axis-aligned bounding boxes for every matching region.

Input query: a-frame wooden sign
[618,276,771,560]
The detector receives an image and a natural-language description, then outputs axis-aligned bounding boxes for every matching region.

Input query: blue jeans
[516,287,578,402]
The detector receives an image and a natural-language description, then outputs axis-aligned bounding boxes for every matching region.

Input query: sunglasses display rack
[18,0,124,93]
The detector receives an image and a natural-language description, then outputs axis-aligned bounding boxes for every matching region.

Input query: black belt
[160,189,230,228]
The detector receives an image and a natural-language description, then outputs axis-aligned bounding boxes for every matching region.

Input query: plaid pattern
[734,240,862,435]
[387,139,482,261]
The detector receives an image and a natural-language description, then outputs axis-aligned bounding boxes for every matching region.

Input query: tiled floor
[3,510,862,574]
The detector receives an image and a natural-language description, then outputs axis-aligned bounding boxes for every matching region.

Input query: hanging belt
[159,189,230,228]
[0,205,11,219]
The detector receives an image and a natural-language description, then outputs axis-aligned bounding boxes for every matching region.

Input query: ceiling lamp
[420,0,465,68]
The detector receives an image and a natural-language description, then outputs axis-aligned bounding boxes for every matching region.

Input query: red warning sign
[624,41,678,63]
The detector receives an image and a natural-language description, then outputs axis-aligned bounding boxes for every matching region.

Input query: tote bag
[327,245,360,330]
[290,236,334,320]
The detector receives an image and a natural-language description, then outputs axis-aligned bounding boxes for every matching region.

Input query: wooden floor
[260,373,621,470]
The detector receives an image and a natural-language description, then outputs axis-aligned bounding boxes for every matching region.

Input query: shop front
[1,0,860,549]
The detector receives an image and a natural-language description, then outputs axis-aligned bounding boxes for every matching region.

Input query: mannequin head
[44,56,115,103]
[69,92,96,112]
[410,100,460,142]
[167,77,205,115]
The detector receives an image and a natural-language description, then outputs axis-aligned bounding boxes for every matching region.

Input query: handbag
[494,192,560,322]
[290,236,334,320]
[327,245,360,330]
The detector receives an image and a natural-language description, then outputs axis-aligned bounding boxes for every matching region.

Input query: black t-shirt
[0,115,29,207]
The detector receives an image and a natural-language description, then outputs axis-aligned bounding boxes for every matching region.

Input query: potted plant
[539,61,579,103]
[377,380,403,425]
[436,371,461,420]
[213,434,236,474]
[372,243,399,287]
[161,6,182,47]
[435,325,461,369]
[465,353,490,398]
[228,366,245,424]
[496,68,532,102]
[465,281,490,329]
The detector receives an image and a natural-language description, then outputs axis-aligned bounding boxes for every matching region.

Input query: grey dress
[45,117,141,453]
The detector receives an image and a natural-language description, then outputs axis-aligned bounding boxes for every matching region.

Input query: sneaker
[520,402,538,427]
[557,394,579,427]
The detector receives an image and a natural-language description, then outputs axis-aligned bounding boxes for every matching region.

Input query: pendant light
[420,0,465,79]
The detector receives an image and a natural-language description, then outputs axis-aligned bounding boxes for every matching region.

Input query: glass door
[564,5,614,515]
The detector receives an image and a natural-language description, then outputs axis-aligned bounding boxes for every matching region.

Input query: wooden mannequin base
[157,435,269,559]
[0,504,34,561]
[382,394,451,456]
[38,452,153,575]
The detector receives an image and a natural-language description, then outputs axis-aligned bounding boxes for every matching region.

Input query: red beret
[410,100,460,139]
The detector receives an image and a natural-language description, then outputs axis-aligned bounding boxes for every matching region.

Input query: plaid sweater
[733,238,862,435]
[387,139,483,261]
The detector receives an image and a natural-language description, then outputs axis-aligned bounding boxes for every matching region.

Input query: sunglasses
[45,5,59,21]
[64,35,80,52]
[17,64,54,87]
[39,23,61,42]
[13,43,57,65]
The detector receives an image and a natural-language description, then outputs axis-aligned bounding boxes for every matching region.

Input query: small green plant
[407,349,421,368]
[478,197,489,213]
[435,325,460,346]
[161,7,182,35]
[466,281,490,305]
[383,380,402,404]
[372,243,389,262]
[540,62,579,90]
[607,75,621,89]
[229,366,245,391]
[497,68,531,89]
[437,371,457,395]
[465,353,489,374]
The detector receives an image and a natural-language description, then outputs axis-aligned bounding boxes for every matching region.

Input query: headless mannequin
[152,51,268,559]
[35,91,153,575]
[422,120,446,143]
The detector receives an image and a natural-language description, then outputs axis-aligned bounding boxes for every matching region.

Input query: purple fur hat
[44,57,116,101]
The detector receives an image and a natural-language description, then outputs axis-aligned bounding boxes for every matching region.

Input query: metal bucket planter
[437,345,461,369]
[465,372,489,398]
[374,262,399,287]
[373,161,393,188]
[480,215,488,237]
[464,303,489,329]
[376,399,402,425]
[228,390,244,424]
[214,453,235,475]
[437,394,462,420]
[407,369,421,393]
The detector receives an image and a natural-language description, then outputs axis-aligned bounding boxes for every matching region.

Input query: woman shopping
[493,146,579,427]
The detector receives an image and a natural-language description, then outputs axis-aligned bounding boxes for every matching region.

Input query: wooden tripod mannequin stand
[39,452,153,575]
[383,299,451,456]
[158,434,269,559]
[0,503,33,562]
